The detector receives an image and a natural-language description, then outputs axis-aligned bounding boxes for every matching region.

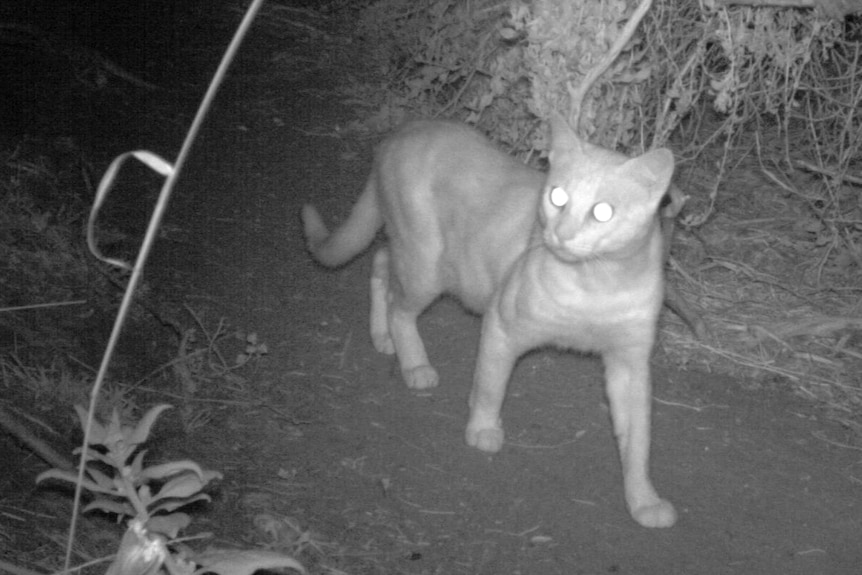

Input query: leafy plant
[236,332,269,368]
[36,404,305,575]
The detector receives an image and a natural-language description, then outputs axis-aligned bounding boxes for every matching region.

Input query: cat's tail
[301,182,382,268]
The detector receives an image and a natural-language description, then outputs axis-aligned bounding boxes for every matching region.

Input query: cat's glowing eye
[593,202,614,222]
[549,186,569,208]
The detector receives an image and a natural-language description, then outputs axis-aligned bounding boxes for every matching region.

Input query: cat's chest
[495,247,663,352]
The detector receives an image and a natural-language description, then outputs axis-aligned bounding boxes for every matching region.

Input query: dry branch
[793,160,862,187]
[762,316,862,340]
[567,0,654,131]
[0,406,74,471]
[716,0,862,17]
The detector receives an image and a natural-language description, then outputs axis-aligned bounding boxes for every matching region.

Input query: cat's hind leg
[370,248,395,354]
[384,250,440,390]
[603,347,677,528]
[389,305,439,390]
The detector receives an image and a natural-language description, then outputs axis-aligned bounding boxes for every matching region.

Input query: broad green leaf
[202,470,223,484]
[191,549,306,575]
[140,460,205,481]
[73,446,114,467]
[151,473,204,502]
[85,465,116,490]
[76,405,108,444]
[130,449,148,477]
[146,513,191,538]
[36,469,116,495]
[149,493,211,515]
[128,404,173,446]
[83,498,136,518]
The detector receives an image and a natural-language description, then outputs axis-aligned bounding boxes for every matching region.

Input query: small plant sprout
[236,332,269,367]
[37,404,306,575]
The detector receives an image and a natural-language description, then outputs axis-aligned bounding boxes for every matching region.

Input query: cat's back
[375,121,539,197]
[374,120,542,228]
[381,120,497,155]
[374,120,544,311]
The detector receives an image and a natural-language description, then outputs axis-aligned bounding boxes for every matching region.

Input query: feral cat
[302,117,677,528]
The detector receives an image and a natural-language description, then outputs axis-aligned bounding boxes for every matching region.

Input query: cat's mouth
[542,231,593,263]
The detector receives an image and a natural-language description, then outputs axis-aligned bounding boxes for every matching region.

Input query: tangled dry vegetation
[0,11,324,571]
[0,138,279,436]
[0,138,128,415]
[341,0,862,429]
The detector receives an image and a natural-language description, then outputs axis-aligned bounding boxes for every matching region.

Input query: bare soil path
[147,9,862,573]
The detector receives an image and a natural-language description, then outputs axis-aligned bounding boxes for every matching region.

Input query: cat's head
[538,115,674,263]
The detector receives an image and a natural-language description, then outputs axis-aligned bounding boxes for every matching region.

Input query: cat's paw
[631,499,677,528]
[465,425,504,453]
[403,365,439,389]
[371,330,395,355]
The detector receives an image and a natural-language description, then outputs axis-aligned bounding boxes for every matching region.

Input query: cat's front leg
[603,347,677,528]
[466,310,518,453]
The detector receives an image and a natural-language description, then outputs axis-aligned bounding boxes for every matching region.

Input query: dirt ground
[3,2,862,574]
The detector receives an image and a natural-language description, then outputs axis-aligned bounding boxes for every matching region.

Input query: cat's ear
[624,148,675,196]
[548,112,584,162]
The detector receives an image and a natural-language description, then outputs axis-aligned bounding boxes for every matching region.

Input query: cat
[301,116,678,528]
